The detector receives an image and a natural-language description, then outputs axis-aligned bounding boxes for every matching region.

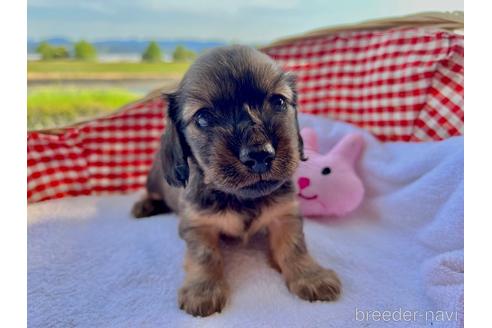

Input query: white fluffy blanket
[28,115,463,327]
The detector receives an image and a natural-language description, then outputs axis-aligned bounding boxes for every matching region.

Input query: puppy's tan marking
[182,101,207,123]
[183,205,245,237]
[268,212,341,302]
[178,224,229,317]
[272,83,294,102]
[245,197,298,242]
[244,103,262,125]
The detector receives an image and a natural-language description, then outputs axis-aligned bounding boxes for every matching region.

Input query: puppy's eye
[270,94,287,111]
[194,109,214,128]
[321,167,331,175]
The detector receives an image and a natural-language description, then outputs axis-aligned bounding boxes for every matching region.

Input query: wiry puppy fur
[132,45,341,317]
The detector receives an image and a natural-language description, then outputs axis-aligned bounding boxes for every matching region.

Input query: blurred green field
[28,60,191,78]
[27,61,189,130]
[28,88,141,130]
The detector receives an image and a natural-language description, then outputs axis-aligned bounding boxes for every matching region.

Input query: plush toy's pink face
[295,128,365,218]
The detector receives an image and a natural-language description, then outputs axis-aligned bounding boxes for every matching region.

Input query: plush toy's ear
[300,127,319,152]
[329,133,364,165]
[160,92,191,187]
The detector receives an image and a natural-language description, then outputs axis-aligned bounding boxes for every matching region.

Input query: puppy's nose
[240,144,275,174]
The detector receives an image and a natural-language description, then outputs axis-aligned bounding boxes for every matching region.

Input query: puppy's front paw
[178,278,228,317]
[287,267,341,302]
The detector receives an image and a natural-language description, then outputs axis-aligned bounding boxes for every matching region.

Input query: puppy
[132,45,341,317]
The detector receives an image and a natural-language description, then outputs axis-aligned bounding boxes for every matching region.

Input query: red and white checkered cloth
[264,28,464,141]
[27,28,464,203]
[27,98,165,203]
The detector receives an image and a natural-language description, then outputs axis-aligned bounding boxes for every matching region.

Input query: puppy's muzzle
[239,143,275,174]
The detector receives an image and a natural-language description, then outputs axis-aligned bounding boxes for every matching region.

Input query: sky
[28,0,463,43]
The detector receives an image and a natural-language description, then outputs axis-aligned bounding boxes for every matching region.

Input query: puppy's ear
[160,92,191,187]
[285,73,307,161]
[295,111,307,161]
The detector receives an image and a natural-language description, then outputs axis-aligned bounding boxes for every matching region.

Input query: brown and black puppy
[132,45,341,317]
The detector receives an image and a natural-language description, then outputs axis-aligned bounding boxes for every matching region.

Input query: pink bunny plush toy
[295,127,365,218]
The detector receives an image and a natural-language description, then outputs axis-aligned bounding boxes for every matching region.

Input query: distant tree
[172,45,196,62]
[36,42,69,60]
[141,41,162,62]
[74,40,97,61]
[52,47,69,59]
[36,42,51,57]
